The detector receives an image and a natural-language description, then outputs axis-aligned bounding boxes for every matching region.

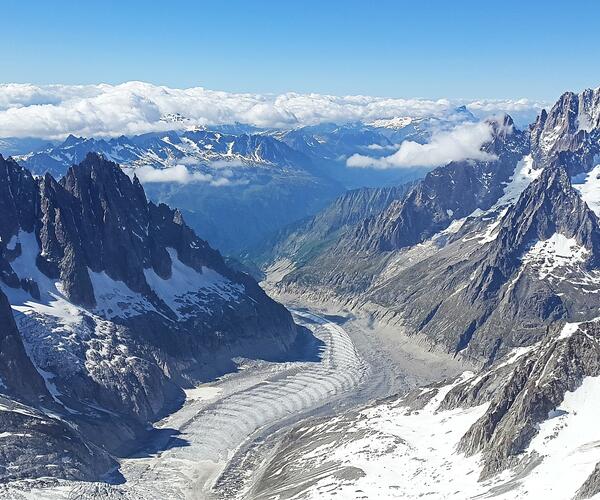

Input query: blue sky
[2,0,599,101]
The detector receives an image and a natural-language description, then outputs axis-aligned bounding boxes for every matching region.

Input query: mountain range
[248,86,600,497]
[263,89,600,362]
[8,111,471,255]
[2,85,600,498]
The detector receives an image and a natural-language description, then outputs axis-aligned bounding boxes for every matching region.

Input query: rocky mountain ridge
[251,182,415,270]
[351,115,527,252]
[266,87,600,367]
[0,152,299,482]
[17,130,314,178]
[13,131,345,254]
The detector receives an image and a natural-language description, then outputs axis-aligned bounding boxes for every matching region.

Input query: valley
[2,66,600,500]
[0,305,465,500]
[5,3,600,498]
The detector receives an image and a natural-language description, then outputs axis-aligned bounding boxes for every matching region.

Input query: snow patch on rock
[366,117,413,130]
[559,322,582,340]
[143,248,244,319]
[493,154,542,209]
[573,164,600,217]
[521,233,589,279]
[279,375,494,499]
[522,376,600,499]
[89,271,155,319]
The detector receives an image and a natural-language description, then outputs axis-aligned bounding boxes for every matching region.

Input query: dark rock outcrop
[530,88,600,170]
[0,288,47,404]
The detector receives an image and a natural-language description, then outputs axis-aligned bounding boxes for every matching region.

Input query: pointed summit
[61,134,82,147]
[484,164,600,277]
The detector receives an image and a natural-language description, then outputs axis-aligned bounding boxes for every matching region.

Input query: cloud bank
[0,82,546,140]
[133,164,237,186]
[347,122,496,169]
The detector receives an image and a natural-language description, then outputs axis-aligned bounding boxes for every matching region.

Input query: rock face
[0,152,299,481]
[365,161,600,362]
[436,321,600,484]
[471,163,600,298]
[530,88,600,166]
[0,288,47,404]
[351,116,528,252]
[252,183,414,268]
[272,115,530,300]
[576,462,600,499]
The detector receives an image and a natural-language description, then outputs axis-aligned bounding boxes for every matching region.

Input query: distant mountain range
[4,110,472,255]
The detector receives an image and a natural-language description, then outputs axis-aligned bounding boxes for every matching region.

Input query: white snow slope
[244,368,600,499]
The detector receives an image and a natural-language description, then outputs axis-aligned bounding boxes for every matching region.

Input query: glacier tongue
[1,309,367,499]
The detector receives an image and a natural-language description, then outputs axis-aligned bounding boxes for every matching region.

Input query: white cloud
[133,164,232,186]
[365,143,397,151]
[0,81,546,139]
[466,98,545,128]
[347,122,496,169]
